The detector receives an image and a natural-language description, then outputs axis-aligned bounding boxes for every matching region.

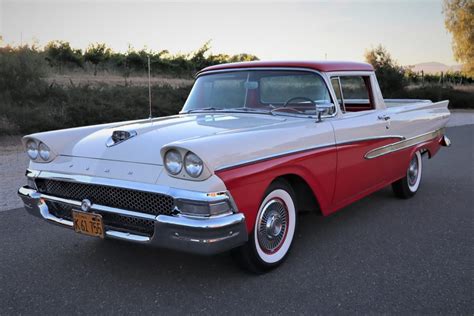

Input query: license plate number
[72,210,104,238]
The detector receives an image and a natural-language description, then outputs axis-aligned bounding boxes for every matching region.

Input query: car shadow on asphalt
[56,186,398,279]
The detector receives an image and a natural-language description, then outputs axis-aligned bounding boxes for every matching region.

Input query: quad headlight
[164,149,183,175]
[164,149,206,179]
[26,140,38,160]
[24,139,54,162]
[184,152,203,178]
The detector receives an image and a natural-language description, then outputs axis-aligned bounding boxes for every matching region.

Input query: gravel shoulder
[0,136,28,211]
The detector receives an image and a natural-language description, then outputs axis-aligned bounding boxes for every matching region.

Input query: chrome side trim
[365,129,444,159]
[215,135,405,172]
[337,135,405,146]
[215,142,335,172]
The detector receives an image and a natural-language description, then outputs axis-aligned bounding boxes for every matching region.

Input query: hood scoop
[106,130,137,147]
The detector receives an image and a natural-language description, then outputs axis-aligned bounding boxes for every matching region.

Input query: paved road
[1,125,472,314]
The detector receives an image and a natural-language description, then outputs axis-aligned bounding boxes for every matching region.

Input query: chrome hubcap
[257,199,288,253]
[408,155,419,186]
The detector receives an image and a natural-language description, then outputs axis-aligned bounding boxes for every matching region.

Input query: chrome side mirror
[316,103,333,122]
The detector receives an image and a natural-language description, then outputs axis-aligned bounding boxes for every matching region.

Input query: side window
[330,78,342,102]
[331,76,374,112]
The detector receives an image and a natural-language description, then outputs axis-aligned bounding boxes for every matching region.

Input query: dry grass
[453,85,474,92]
[45,73,194,88]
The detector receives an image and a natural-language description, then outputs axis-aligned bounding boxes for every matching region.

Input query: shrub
[1,83,191,135]
[402,85,473,109]
[365,45,406,97]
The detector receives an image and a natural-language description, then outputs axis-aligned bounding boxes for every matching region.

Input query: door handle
[378,114,391,121]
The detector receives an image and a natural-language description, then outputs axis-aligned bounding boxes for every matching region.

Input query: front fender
[216,146,337,232]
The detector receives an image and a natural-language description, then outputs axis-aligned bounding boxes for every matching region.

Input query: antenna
[148,55,152,119]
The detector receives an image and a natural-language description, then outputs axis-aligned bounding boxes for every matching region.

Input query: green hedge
[402,86,473,109]
[0,84,190,135]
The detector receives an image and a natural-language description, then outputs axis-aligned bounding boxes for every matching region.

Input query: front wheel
[232,180,297,274]
[392,151,423,199]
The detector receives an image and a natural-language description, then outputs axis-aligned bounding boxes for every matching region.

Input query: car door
[329,75,395,209]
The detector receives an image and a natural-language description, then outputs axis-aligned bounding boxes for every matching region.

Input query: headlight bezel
[24,138,55,163]
[162,147,209,181]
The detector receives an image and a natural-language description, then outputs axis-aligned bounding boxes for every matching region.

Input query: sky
[0,0,457,66]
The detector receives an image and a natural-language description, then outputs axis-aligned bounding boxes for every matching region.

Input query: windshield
[182,70,335,116]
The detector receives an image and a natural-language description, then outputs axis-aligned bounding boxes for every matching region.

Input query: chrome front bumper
[18,183,248,255]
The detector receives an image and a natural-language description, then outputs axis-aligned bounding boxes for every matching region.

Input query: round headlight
[164,149,183,175]
[26,140,38,160]
[184,152,203,178]
[39,142,51,161]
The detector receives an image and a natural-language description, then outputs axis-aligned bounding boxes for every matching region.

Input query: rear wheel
[392,151,423,199]
[232,180,297,274]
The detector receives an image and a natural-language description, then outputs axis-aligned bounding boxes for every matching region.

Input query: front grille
[36,179,175,216]
[47,201,155,236]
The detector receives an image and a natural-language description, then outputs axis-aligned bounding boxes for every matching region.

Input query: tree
[364,45,406,96]
[443,0,474,77]
[84,43,112,75]
[44,41,83,71]
[190,40,212,70]
[230,53,259,62]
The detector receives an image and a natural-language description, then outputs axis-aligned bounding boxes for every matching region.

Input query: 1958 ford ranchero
[18,61,451,273]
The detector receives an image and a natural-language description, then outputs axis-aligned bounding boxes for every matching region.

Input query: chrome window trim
[365,129,444,159]
[327,71,384,110]
[194,67,340,119]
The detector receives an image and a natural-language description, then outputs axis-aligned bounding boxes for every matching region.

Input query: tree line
[3,40,259,77]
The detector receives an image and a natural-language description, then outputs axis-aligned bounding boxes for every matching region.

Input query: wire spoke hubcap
[257,199,288,254]
[408,155,419,186]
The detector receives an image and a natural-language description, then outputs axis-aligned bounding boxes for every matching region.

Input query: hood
[30,114,290,166]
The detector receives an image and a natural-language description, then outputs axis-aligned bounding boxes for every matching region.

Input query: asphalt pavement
[0,125,472,315]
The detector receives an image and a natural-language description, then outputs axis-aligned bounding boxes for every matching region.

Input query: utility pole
[148,55,152,119]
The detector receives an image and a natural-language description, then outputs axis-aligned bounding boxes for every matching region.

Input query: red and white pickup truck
[19,60,451,273]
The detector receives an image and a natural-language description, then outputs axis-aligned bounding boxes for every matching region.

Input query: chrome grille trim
[35,179,175,216]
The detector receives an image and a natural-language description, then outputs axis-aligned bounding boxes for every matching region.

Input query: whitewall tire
[392,151,423,199]
[232,179,297,273]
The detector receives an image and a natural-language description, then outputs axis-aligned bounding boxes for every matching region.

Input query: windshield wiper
[185,107,220,114]
[224,107,274,115]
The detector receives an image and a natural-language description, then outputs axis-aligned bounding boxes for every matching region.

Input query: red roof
[199,60,374,74]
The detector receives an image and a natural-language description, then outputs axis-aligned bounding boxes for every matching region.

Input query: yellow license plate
[72,210,104,238]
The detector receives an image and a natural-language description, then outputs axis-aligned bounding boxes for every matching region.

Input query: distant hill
[408,62,462,74]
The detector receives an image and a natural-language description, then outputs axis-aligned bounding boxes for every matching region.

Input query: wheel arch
[272,174,322,215]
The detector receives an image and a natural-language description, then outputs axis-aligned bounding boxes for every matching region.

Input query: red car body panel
[216,136,442,233]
